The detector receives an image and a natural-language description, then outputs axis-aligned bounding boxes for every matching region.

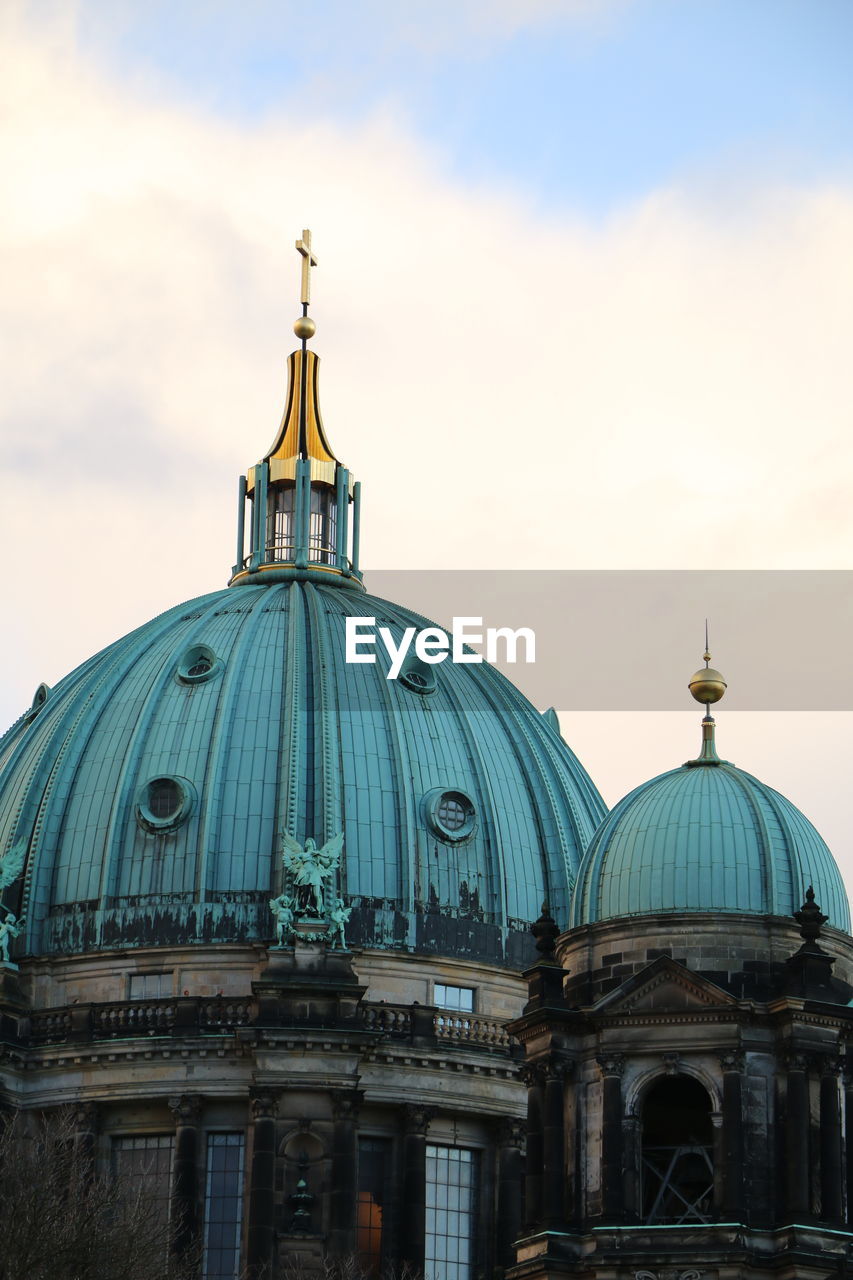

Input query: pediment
[593,955,738,1014]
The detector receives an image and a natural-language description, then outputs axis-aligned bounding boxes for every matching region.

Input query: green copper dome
[0,579,605,963]
[570,751,850,931]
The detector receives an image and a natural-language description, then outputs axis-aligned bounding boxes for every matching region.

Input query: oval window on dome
[136,776,195,833]
[423,789,476,843]
[399,663,436,695]
[176,645,221,686]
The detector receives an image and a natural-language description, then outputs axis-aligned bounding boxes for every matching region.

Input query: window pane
[434,984,474,1012]
[425,1145,479,1280]
[357,1137,392,1277]
[112,1134,174,1234]
[129,973,171,999]
[203,1133,245,1280]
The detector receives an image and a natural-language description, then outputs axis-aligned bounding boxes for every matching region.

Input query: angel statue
[0,912,24,965]
[269,893,295,947]
[0,840,27,899]
[327,899,352,950]
[280,831,344,917]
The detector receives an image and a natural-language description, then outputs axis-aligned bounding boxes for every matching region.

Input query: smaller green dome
[570,758,850,932]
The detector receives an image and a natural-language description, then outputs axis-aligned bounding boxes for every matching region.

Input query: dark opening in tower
[641,1074,714,1224]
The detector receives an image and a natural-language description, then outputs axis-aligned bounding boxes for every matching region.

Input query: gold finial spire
[687,624,727,766]
[294,230,318,342]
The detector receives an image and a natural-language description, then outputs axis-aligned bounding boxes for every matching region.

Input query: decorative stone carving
[72,1101,99,1133]
[794,885,828,942]
[782,1048,810,1074]
[169,1093,203,1125]
[496,1117,526,1148]
[0,912,24,966]
[635,1272,702,1280]
[280,831,344,918]
[326,898,352,949]
[663,1051,680,1075]
[520,1058,572,1088]
[596,1053,625,1078]
[816,1052,844,1077]
[401,1103,436,1135]
[250,1090,279,1122]
[288,1152,315,1233]
[330,1088,364,1121]
[0,841,26,897]
[531,901,560,957]
[719,1049,745,1073]
[269,893,295,946]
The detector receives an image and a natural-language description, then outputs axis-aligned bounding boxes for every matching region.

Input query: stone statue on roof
[280,831,344,918]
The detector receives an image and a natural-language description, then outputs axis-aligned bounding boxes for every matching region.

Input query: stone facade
[509,906,853,1279]
[0,936,527,1276]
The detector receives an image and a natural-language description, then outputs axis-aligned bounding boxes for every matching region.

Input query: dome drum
[559,909,853,1007]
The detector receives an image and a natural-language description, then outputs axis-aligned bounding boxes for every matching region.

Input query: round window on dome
[176,645,221,686]
[136,776,195,833]
[423,789,476,843]
[399,664,436,695]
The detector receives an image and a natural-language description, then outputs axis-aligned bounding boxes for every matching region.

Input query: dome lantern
[229,230,364,591]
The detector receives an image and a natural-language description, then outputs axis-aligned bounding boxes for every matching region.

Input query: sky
[2,1,853,898]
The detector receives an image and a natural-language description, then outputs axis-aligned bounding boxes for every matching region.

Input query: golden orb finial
[688,666,727,705]
[293,315,316,340]
[688,623,726,706]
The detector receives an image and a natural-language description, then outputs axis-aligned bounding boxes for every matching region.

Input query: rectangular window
[111,1134,174,1233]
[425,1145,479,1280]
[129,972,172,999]
[357,1137,392,1277]
[203,1133,246,1280]
[434,983,474,1012]
[268,488,294,560]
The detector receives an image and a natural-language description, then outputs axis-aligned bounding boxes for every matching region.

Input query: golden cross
[295,229,318,306]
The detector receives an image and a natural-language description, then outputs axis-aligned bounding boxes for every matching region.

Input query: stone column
[719,1050,745,1220]
[495,1118,525,1272]
[596,1054,625,1221]
[400,1103,435,1274]
[621,1115,641,1223]
[845,1072,853,1229]
[784,1051,811,1219]
[247,1090,279,1278]
[521,1062,545,1229]
[328,1087,364,1257]
[819,1054,843,1223]
[542,1059,570,1227]
[169,1093,203,1265]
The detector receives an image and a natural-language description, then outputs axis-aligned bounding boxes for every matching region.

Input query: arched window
[641,1075,714,1224]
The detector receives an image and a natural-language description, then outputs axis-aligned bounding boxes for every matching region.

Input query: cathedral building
[1,234,852,1280]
